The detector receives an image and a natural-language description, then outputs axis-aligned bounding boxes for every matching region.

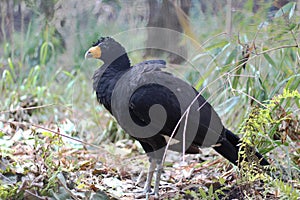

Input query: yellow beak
[85,46,101,59]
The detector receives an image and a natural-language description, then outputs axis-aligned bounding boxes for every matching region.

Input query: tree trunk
[145,0,191,64]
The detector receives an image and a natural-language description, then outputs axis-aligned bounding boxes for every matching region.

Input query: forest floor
[0,118,281,200]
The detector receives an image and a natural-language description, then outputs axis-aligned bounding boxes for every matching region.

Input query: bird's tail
[213,129,269,166]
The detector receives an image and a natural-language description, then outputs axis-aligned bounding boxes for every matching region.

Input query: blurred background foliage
[0,0,299,198]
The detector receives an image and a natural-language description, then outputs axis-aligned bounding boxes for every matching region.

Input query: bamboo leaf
[263,53,276,68]
[274,2,296,18]
[270,74,300,98]
[224,48,237,66]
[288,2,296,19]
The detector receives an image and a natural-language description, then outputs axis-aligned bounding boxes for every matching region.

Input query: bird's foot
[147,191,159,199]
[143,187,159,199]
[133,188,159,199]
[133,187,151,194]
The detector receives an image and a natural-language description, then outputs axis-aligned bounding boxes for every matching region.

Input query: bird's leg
[143,158,156,193]
[153,160,163,198]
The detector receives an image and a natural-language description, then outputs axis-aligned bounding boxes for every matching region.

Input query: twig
[256,44,298,55]
[32,123,104,150]
[194,158,223,173]
[182,107,190,163]
[57,175,81,200]
[0,103,56,114]
[230,89,267,108]
[0,119,103,150]
[24,190,46,200]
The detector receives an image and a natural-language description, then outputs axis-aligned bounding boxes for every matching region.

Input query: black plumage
[85,37,269,197]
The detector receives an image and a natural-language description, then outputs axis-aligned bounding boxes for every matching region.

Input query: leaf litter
[0,116,281,199]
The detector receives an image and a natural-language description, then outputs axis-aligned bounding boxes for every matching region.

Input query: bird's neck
[108,54,131,70]
[93,54,131,112]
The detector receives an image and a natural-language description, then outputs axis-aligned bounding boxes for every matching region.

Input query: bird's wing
[129,60,181,131]
[125,60,224,148]
[134,59,166,68]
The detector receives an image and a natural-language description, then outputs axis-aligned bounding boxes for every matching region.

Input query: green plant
[184,183,226,200]
[238,89,300,198]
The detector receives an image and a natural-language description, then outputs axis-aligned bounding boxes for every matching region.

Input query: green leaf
[219,177,226,185]
[205,41,229,52]
[224,48,237,66]
[263,53,276,68]
[2,70,14,86]
[287,23,297,31]
[274,2,296,18]
[285,74,300,91]
[7,58,16,80]
[208,184,213,197]
[215,96,240,116]
[198,188,207,198]
[232,66,243,89]
[288,2,296,19]
[62,70,75,78]
[41,131,53,137]
[270,74,300,98]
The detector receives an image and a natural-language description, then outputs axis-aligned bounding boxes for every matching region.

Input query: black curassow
[84,37,269,197]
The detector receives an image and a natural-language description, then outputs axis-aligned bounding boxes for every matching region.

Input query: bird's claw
[133,188,151,194]
[147,191,159,199]
[144,188,159,199]
[133,188,159,199]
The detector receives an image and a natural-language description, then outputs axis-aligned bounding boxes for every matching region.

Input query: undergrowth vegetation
[0,0,299,199]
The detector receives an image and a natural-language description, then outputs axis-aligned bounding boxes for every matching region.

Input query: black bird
[85,37,269,197]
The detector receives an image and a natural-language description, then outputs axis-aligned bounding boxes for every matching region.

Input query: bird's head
[85,37,127,63]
